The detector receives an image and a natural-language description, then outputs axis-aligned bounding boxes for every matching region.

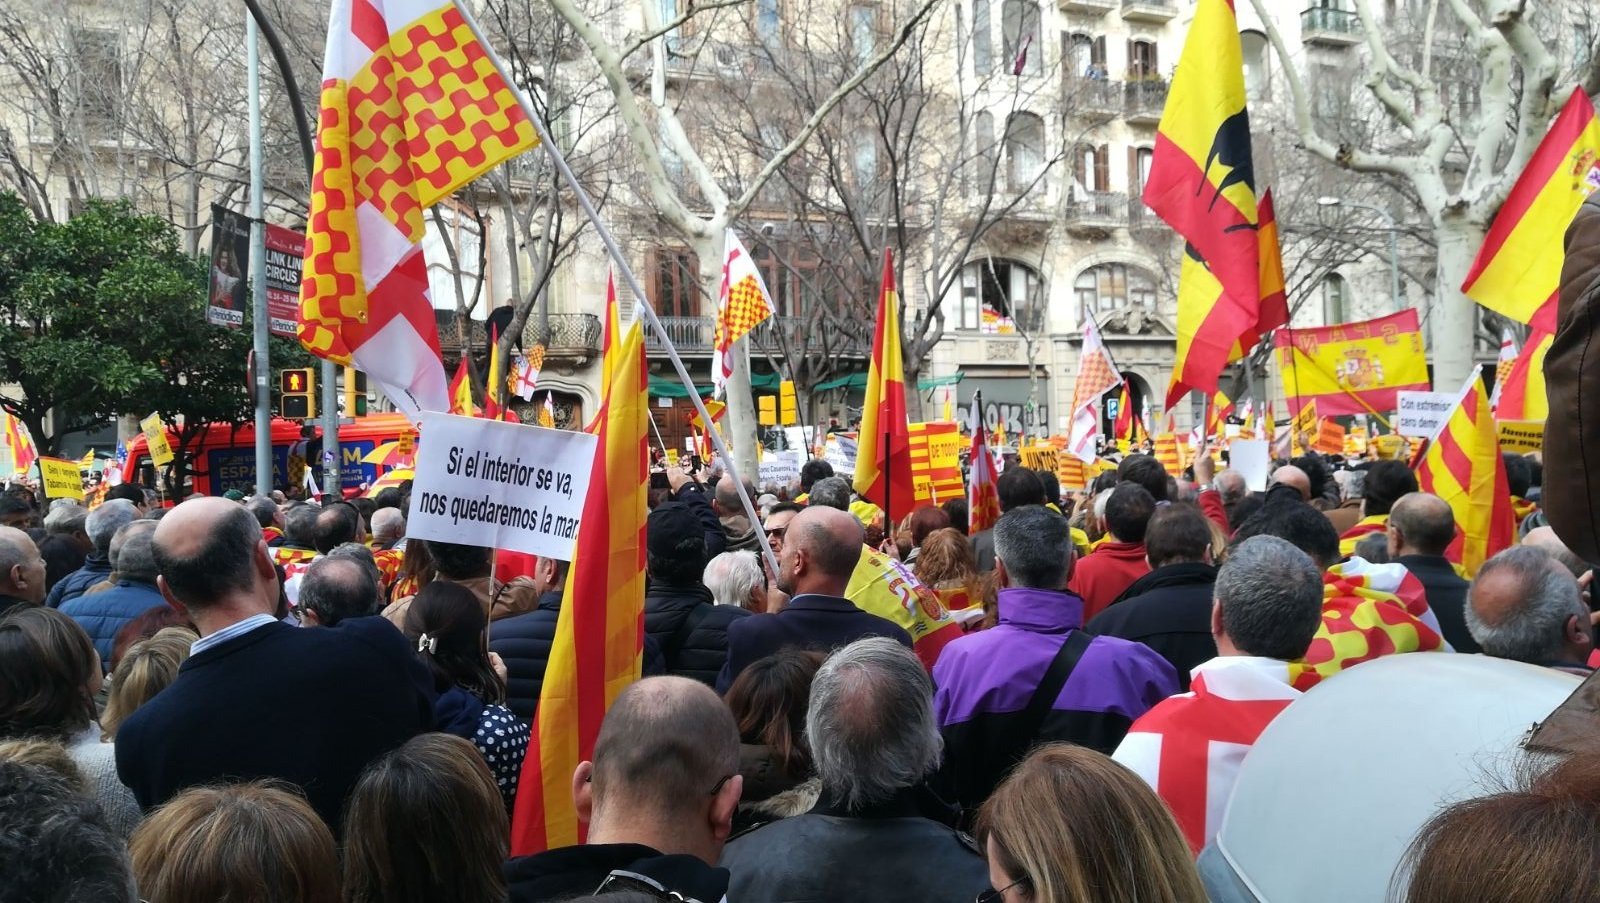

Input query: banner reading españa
[1274,309,1429,416]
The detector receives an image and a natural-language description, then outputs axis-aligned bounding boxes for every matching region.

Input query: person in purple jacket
[932,504,1178,818]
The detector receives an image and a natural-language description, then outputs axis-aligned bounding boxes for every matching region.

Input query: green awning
[648,372,784,398]
[812,373,963,392]
[918,373,965,389]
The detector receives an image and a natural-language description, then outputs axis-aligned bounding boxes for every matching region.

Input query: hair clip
[416,633,438,654]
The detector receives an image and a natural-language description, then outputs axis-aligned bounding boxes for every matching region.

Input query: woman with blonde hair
[129,780,339,903]
[976,743,1205,902]
[101,626,196,740]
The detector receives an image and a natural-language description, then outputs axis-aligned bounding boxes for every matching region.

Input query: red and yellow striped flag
[1494,328,1552,421]
[1153,434,1186,476]
[298,0,537,419]
[511,316,649,854]
[2,413,36,474]
[1462,87,1600,334]
[1415,375,1516,577]
[967,397,1001,535]
[854,249,914,517]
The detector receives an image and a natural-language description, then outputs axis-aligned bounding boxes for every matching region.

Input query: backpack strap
[1021,629,1094,741]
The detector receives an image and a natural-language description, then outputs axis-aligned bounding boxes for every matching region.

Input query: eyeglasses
[977,876,1029,903]
[708,773,736,796]
[766,526,788,541]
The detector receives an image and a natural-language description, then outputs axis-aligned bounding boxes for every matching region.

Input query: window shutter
[1127,145,1137,195]
[1094,144,1109,191]
[1093,35,1106,66]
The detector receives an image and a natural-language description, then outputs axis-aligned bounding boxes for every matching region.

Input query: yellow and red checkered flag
[1416,374,1516,577]
[712,229,775,397]
[1288,558,1446,691]
[1065,315,1121,463]
[299,0,537,419]
[512,315,650,854]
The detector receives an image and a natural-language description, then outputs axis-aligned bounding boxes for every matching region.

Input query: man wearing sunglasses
[505,676,740,901]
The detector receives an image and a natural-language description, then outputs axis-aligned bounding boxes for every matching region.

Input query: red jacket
[1068,541,1151,621]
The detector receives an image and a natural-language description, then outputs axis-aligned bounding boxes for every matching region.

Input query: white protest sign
[1396,391,1456,438]
[758,450,802,490]
[408,412,598,561]
[1228,439,1271,492]
[824,434,857,477]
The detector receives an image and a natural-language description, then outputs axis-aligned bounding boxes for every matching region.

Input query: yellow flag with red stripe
[511,317,649,854]
[1415,375,1516,576]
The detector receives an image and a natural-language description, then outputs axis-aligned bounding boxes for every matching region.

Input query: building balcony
[1061,77,1122,120]
[525,313,602,363]
[1301,7,1362,46]
[642,315,870,358]
[1120,0,1177,23]
[1059,0,1117,13]
[1064,191,1126,236]
[1124,79,1168,125]
[1127,197,1169,236]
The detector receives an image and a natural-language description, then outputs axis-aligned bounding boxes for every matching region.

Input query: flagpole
[455,4,778,575]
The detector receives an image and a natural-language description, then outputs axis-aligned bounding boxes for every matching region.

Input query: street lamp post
[1317,196,1401,314]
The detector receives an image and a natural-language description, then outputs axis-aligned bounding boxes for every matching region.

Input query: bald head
[587,675,739,823]
[1387,492,1456,557]
[713,473,755,517]
[1522,526,1591,579]
[1270,465,1311,501]
[151,497,266,611]
[777,505,864,597]
[0,525,45,603]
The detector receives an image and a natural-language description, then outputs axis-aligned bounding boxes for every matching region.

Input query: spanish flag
[853,249,914,517]
[1113,382,1135,442]
[1274,309,1430,416]
[447,355,473,416]
[482,324,506,421]
[1144,0,1285,409]
[1205,390,1233,439]
[1494,329,1552,421]
[1415,375,1516,577]
[1462,87,1600,333]
[298,0,537,419]
[511,316,649,854]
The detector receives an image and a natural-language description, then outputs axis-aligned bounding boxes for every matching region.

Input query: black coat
[1086,562,1219,691]
[1396,553,1478,654]
[715,594,912,694]
[505,843,730,903]
[114,617,433,830]
[493,591,667,722]
[644,584,749,687]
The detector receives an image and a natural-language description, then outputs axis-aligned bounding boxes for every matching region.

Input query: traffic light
[779,380,798,426]
[280,368,315,420]
[758,394,777,426]
[343,366,368,417]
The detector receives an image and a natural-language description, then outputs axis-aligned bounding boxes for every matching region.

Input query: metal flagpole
[456,5,778,574]
[247,13,272,498]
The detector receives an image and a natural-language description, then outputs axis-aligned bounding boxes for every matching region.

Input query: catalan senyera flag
[854,249,914,516]
[1274,309,1430,417]
[968,397,1001,535]
[1153,433,1187,476]
[298,0,537,419]
[908,422,963,506]
[712,230,775,397]
[1415,375,1516,577]
[1495,328,1552,421]
[511,316,649,855]
[1462,87,1600,333]
[447,354,473,416]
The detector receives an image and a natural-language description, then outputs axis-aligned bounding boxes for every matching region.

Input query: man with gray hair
[0,525,45,617]
[43,502,91,551]
[703,550,765,612]
[368,507,405,551]
[297,553,382,628]
[933,505,1177,817]
[720,638,991,902]
[804,475,853,513]
[45,499,137,608]
[61,521,163,668]
[711,473,761,553]
[1389,492,1476,653]
[1113,535,1326,852]
[1467,545,1593,676]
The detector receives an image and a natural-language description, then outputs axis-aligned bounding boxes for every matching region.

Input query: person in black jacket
[645,503,749,686]
[1389,492,1478,653]
[113,498,434,830]
[666,464,727,559]
[1086,503,1218,690]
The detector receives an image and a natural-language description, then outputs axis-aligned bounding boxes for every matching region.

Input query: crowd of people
[1,442,1598,902]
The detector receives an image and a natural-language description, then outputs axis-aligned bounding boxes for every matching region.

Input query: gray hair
[807,476,854,512]
[993,505,1073,589]
[1213,470,1248,505]
[807,637,941,809]
[369,507,405,543]
[1467,546,1587,664]
[111,521,159,583]
[85,500,138,555]
[1214,535,1325,660]
[43,503,87,536]
[299,554,381,627]
[703,551,762,608]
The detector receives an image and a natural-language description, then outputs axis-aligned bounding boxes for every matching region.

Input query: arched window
[1321,273,1348,324]
[1005,112,1045,192]
[1001,0,1041,76]
[1074,263,1157,314]
[1241,30,1269,100]
[1128,38,1159,78]
[1063,32,1106,79]
[959,259,1045,333]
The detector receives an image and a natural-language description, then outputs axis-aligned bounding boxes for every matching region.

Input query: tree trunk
[1430,214,1487,392]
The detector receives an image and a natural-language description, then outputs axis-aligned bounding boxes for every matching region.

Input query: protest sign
[1229,439,1270,492]
[39,457,83,501]
[910,422,962,505]
[1497,420,1543,454]
[1019,444,1059,473]
[824,433,857,477]
[1396,391,1455,438]
[758,449,802,490]
[140,413,175,467]
[408,412,598,560]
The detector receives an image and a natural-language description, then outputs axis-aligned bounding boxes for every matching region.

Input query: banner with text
[140,413,175,467]
[1396,391,1456,438]
[824,433,857,478]
[39,457,83,501]
[910,422,963,506]
[758,449,802,490]
[1497,419,1544,454]
[207,204,302,338]
[408,413,597,560]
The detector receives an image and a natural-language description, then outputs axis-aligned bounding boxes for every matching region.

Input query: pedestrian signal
[280,368,315,420]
